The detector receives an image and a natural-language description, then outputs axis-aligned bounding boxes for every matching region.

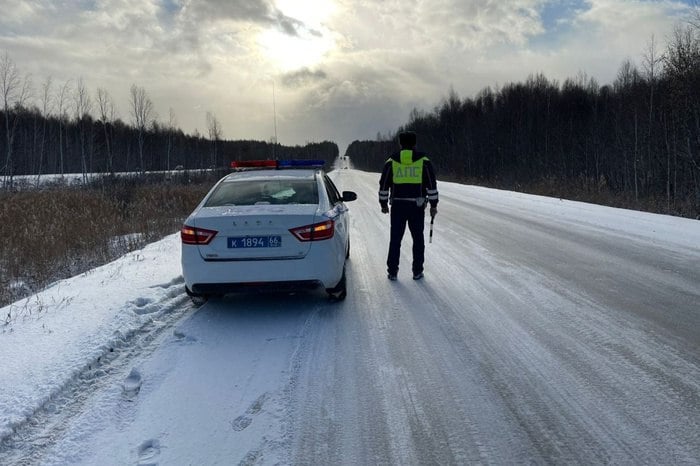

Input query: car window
[324,175,342,205]
[204,179,319,206]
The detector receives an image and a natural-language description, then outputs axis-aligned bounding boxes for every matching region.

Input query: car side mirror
[342,191,357,202]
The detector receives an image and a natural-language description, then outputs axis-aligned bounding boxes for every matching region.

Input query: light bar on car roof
[230,160,325,169]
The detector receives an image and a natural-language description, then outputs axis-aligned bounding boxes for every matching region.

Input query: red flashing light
[230,160,278,168]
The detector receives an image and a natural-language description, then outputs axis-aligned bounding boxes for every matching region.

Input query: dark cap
[398,131,417,149]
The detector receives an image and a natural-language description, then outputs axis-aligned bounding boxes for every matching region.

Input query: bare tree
[74,78,92,182]
[96,87,116,173]
[130,84,154,173]
[35,76,53,185]
[55,79,72,175]
[1,52,32,186]
[642,35,666,209]
[688,1,700,31]
[206,111,222,168]
[665,26,700,205]
[166,107,177,170]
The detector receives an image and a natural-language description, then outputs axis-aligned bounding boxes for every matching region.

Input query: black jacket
[378,150,439,208]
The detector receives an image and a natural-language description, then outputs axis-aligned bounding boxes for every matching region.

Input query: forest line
[346,22,700,219]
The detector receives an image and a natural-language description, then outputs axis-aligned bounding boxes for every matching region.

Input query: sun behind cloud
[258,29,334,71]
[257,0,338,71]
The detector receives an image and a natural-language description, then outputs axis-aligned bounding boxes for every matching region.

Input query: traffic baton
[429,212,435,243]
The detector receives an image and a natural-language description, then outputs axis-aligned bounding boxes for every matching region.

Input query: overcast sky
[0,0,695,152]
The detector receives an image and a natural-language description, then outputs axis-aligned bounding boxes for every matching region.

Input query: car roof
[221,168,320,182]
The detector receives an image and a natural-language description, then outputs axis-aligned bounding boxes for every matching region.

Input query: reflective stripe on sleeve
[378,190,390,201]
[426,188,438,201]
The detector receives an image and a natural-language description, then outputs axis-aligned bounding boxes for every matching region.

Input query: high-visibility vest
[391,150,428,184]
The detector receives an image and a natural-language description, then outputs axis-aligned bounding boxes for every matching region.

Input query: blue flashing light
[277,160,325,168]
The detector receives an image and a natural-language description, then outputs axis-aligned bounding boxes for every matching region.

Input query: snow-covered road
[2,168,699,465]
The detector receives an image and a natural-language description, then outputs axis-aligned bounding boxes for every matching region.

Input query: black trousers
[387,201,425,275]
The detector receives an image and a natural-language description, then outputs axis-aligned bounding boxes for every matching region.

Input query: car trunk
[192,204,319,261]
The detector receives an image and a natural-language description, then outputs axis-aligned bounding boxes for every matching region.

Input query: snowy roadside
[0,169,215,190]
[0,233,187,441]
[441,183,700,251]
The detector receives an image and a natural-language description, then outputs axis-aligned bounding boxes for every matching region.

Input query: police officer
[379,131,439,280]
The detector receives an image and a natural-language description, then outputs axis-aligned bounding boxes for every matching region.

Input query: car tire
[185,286,209,306]
[326,266,347,301]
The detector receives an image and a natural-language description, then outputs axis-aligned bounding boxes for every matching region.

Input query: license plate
[228,236,282,248]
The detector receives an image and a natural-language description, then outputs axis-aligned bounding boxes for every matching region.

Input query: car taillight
[181,225,218,245]
[289,220,335,241]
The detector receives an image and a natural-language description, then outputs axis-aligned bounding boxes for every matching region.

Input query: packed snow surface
[1,168,699,465]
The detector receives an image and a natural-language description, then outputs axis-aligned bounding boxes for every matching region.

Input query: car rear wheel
[326,266,347,301]
[186,286,209,306]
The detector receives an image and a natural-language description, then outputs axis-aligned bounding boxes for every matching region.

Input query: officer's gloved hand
[430,207,438,217]
[381,204,389,214]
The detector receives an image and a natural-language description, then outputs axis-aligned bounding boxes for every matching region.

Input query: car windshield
[204,179,319,206]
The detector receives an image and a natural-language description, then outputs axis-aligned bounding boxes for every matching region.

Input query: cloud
[179,0,273,24]
[0,0,42,25]
[419,0,546,48]
[538,0,692,81]
[317,0,551,109]
[281,68,328,88]
[0,0,695,151]
[576,0,689,28]
[274,12,309,37]
[331,0,546,55]
[278,0,695,148]
[176,0,319,38]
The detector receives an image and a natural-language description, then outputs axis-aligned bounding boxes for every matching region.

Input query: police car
[181,159,356,303]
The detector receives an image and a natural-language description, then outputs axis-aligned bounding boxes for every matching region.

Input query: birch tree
[206,111,222,168]
[642,35,666,208]
[74,78,92,182]
[166,107,177,170]
[130,84,153,173]
[96,87,116,173]
[35,76,53,185]
[55,79,72,175]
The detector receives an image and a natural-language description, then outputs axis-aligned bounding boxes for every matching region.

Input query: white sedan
[181,160,356,303]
